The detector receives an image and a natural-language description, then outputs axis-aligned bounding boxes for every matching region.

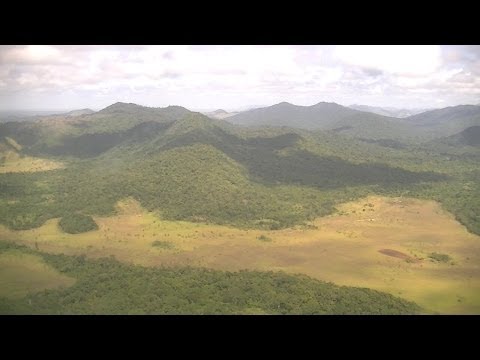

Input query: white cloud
[0,45,479,110]
[1,45,63,65]
[334,45,442,75]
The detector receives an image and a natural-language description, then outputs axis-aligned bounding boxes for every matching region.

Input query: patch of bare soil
[379,248,420,263]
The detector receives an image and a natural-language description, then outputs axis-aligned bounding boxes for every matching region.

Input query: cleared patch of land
[0,150,64,173]
[0,250,75,299]
[4,137,22,151]
[2,196,480,314]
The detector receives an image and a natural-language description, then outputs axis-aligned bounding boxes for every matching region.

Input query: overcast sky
[0,45,479,112]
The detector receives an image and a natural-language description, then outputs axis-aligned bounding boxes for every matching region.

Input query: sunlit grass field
[1,196,479,314]
[0,250,75,299]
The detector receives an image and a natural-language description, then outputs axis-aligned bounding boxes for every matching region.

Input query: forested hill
[0,102,196,154]
[227,102,480,141]
[349,104,432,118]
[448,126,480,147]
[98,102,191,119]
[0,102,479,236]
[63,109,95,117]
[431,126,480,148]
[226,101,418,140]
[400,105,480,138]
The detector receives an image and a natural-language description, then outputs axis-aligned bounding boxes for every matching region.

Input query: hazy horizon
[1,45,479,112]
[1,99,478,116]
[0,101,456,115]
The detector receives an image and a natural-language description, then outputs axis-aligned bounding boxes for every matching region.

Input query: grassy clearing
[5,137,22,151]
[0,243,419,315]
[0,250,75,299]
[2,196,480,314]
[0,151,63,173]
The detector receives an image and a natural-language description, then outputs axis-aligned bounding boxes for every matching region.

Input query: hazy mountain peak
[349,104,434,118]
[111,102,135,107]
[100,102,144,113]
[406,104,480,120]
[203,109,240,120]
[312,101,343,108]
[165,105,190,111]
[225,100,421,139]
[274,101,296,107]
[64,108,95,117]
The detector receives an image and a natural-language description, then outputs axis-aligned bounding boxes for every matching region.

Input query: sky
[0,45,479,112]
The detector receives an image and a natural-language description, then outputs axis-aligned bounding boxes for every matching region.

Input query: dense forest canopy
[0,102,479,235]
[0,241,421,315]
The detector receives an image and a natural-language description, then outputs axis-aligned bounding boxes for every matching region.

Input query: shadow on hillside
[32,121,172,158]
[160,128,448,189]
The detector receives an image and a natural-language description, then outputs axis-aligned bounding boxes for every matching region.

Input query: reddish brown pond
[378,249,420,263]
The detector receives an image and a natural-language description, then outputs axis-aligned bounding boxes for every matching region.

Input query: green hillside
[0,102,479,236]
[441,126,480,147]
[0,102,194,154]
[401,105,480,138]
[228,102,480,142]
[226,101,419,140]
[0,111,452,232]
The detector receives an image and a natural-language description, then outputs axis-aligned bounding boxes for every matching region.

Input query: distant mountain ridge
[3,101,479,148]
[403,105,480,125]
[226,101,419,140]
[399,105,480,138]
[63,109,95,117]
[226,101,480,141]
[349,104,433,118]
[203,109,240,120]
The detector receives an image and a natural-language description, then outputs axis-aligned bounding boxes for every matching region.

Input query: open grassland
[0,151,64,173]
[1,196,480,314]
[0,250,75,299]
